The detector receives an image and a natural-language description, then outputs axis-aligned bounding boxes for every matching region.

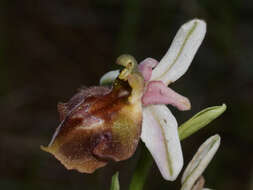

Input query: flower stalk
[110,172,120,190]
[129,144,153,190]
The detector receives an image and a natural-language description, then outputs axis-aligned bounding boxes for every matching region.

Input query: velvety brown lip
[41,55,144,173]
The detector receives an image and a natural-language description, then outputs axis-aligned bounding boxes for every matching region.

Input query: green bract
[179,104,226,141]
[110,172,120,190]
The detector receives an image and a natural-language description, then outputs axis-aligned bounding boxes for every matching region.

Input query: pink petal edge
[142,81,191,111]
[138,58,159,81]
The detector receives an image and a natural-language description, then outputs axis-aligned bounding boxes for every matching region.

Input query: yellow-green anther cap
[116,54,138,81]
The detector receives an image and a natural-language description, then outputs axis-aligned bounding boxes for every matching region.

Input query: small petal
[181,135,221,190]
[141,105,183,181]
[151,19,206,85]
[100,70,120,86]
[138,58,159,81]
[142,81,191,111]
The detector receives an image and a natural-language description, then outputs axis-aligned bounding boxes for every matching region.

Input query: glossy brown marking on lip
[55,84,130,139]
[51,86,113,142]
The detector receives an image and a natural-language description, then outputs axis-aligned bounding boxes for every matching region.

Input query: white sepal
[151,19,206,85]
[181,134,221,190]
[99,70,120,85]
[141,105,183,181]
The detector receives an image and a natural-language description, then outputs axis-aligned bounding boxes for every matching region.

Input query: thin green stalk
[116,0,141,55]
[129,144,153,190]
[110,172,120,190]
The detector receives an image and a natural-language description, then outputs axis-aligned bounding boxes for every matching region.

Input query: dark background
[1,0,253,189]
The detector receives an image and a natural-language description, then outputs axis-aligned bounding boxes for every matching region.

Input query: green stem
[110,172,120,190]
[116,0,141,54]
[129,144,153,190]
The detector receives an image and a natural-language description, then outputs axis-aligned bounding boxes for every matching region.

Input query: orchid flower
[41,18,207,182]
[101,19,206,180]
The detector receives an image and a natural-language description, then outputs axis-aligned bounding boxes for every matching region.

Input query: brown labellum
[41,55,144,173]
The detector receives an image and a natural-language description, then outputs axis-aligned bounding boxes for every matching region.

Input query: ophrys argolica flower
[42,19,206,181]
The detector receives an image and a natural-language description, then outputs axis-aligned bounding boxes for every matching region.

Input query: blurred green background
[1,0,253,189]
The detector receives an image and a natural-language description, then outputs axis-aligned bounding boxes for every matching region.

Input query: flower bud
[181,135,221,190]
[41,55,144,173]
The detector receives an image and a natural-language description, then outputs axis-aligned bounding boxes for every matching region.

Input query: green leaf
[179,104,227,141]
[110,172,120,190]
